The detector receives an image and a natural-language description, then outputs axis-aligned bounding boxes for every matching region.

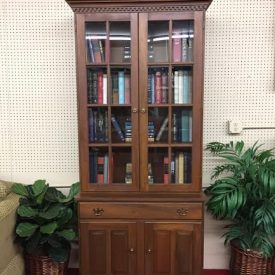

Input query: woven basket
[230,244,275,275]
[25,254,68,275]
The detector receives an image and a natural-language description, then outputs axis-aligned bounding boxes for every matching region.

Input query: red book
[155,71,162,104]
[97,156,104,184]
[124,73,131,104]
[97,71,103,104]
[164,157,169,184]
[173,32,182,62]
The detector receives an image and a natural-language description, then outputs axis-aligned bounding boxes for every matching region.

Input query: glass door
[76,13,139,191]
[139,13,204,192]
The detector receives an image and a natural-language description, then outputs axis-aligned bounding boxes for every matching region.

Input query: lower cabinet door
[144,222,202,275]
[80,221,137,275]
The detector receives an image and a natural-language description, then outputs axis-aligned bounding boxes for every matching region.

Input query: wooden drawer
[79,202,203,220]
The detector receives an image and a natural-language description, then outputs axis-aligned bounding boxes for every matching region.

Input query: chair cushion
[0,180,13,199]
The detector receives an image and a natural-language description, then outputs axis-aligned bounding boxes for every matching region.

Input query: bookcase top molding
[65,0,213,13]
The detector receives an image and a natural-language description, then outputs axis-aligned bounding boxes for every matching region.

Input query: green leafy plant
[12,180,80,262]
[204,141,275,257]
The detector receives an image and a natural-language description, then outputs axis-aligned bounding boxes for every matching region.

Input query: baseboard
[68,268,230,275]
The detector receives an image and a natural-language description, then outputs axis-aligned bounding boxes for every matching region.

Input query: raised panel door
[144,222,203,275]
[80,221,137,275]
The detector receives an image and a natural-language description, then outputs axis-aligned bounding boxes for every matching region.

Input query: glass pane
[172,67,192,104]
[148,148,168,184]
[111,107,131,143]
[88,107,108,143]
[171,107,192,143]
[111,68,131,104]
[87,68,108,104]
[148,107,168,143]
[110,22,131,63]
[89,147,109,184]
[171,148,192,184]
[148,67,168,104]
[86,22,106,63]
[148,21,169,63]
[172,21,194,62]
[112,147,132,184]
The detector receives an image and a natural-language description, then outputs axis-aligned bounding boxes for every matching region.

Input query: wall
[0,0,274,269]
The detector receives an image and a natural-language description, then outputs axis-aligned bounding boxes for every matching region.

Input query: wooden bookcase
[65,1,213,274]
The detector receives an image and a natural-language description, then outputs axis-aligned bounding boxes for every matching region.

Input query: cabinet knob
[129,248,135,252]
[147,248,152,253]
[140,108,146,113]
[93,208,104,216]
[177,208,189,216]
[132,108,138,113]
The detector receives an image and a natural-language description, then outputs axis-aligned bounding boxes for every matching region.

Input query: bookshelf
[65,0,213,274]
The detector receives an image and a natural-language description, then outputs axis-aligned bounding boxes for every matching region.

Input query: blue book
[181,110,190,142]
[147,74,152,104]
[118,71,125,104]
[151,73,155,104]
[111,115,125,142]
[182,70,190,103]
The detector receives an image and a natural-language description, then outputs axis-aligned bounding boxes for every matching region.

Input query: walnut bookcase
[65,0,213,274]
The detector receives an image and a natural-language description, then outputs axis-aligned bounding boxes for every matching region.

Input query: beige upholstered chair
[0,180,24,275]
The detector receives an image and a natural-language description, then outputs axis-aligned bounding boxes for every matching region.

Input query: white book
[103,74,107,104]
[178,70,184,104]
[174,71,179,104]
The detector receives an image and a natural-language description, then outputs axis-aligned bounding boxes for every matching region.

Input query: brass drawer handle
[177,208,189,216]
[93,208,104,216]
[140,108,146,113]
[132,108,138,113]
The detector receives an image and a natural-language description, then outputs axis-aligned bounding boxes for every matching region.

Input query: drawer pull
[129,248,135,253]
[147,248,152,254]
[177,208,189,216]
[93,208,104,216]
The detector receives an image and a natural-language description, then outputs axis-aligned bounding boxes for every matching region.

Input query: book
[124,73,131,104]
[182,37,188,62]
[148,163,154,184]
[181,110,191,142]
[88,110,94,143]
[91,40,102,63]
[147,73,153,104]
[151,73,155,104]
[89,150,97,183]
[155,71,162,104]
[112,73,119,104]
[97,71,103,104]
[98,40,105,62]
[103,154,109,184]
[171,159,175,183]
[184,152,192,183]
[163,157,169,184]
[178,152,184,184]
[148,121,155,142]
[161,72,168,104]
[118,71,125,104]
[172,112,177,142]
[178,70,184,104]
[96,110,106,142]
[125,118,132,142]
[97,155,104,184]
[103,73,107,104]
[187,37,193,61]
[173,32,182,62]
[125,163,132,184]
[87,39,95,63]
[173,71,179,104]
[155,117,169,142]
[183,70,190,104]
[111,115,125,142]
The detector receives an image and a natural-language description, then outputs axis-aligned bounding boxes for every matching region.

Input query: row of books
[172,110,192,143]
[148,71,168,104]
[88,109,108,143]
[147,70,192,104]
[173,35,193,62]
[87,70,107,104]
[87,70,131,105]
[87,39,105,63]
[171,152,192,184]
[112,71,131,104]
[89,152,109,184]
[111,116,132,142]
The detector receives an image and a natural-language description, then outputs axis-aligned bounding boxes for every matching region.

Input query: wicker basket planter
[25,254,68,275]
[230,244,275,275]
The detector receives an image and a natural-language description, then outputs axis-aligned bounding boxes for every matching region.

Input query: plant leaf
[40,222,58,235]
[56,229,76,240]
[39,204,64,220]
[11,183,29,197]
[16,222,39,237]
[17,205,38,218]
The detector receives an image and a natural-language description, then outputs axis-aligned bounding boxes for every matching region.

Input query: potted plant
[11,179,80,275]
[204,141,275,275]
